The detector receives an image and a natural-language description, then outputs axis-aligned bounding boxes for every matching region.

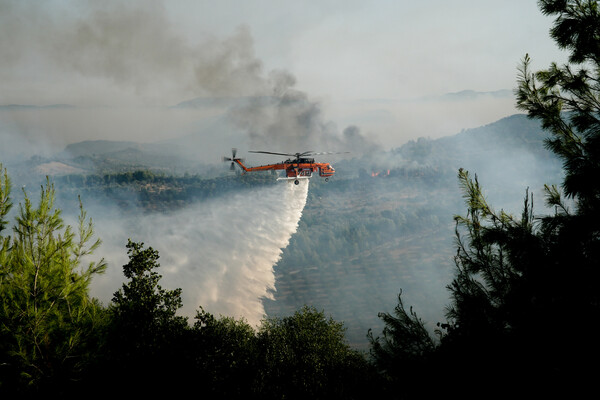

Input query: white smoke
[90,179,309,328]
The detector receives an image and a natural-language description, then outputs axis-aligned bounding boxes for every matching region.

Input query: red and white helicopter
[222,148,347,184]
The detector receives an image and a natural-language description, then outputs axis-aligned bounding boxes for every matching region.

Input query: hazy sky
[165,0,564,100]
[0,0,568,149]
[0,0,570,337]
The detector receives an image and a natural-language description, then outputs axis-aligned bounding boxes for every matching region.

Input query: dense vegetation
[0,176,378,397]
[37,113,561,348]
[264,111,566,347]
[54,170,278,212]
[368,0,600,397]
[1,0,599,397]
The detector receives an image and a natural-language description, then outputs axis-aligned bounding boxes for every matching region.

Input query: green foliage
[367,290,435,377]
[256,306,374,399]
[0,172,106,393]
[191,308,258,397]
[54,169,277,212]
[515,1,600,345]
[111,240,186,327]
[369,2,600,395]
[446,169,532,332]
[1,165,380,396]
[516,2,600,210]
[436,165,599,394]
[0,165,11,234]
[102,240,189,395]
[540,0,600,64]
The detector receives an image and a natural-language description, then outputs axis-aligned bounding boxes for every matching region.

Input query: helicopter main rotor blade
[248,150,350,158]
[249,150,296,157]
[308,151,350,155]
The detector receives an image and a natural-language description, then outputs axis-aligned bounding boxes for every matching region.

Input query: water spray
[91,179,309,328]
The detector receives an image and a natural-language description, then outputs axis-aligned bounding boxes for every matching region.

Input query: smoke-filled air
[91,179,309,327]
[2,0,598,397]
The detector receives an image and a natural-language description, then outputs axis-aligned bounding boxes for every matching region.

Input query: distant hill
[59,140,209,175]
[435,113,552,155]
[266,113,564,348]
[7,112,565,350]
[396,113,549,157]
[172,95,276,109]
[439,89,513,101]
[0,104,74,111]
[64,140,149,157]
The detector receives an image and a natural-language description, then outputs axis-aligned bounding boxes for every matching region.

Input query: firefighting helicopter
[222,148,347,184]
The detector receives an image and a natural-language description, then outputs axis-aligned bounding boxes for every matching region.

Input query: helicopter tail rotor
[222,148,245,171]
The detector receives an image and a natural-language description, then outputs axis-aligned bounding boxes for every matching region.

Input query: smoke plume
[1,0,381,333]
[0,0,379,158]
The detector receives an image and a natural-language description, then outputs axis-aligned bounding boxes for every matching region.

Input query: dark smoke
[0,0,379,159]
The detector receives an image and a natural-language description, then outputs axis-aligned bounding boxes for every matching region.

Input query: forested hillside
[15,113,562,348]
[3,1,598,396]
[0,113,565,355]
[0,113,584,396]
[266,113,563,347]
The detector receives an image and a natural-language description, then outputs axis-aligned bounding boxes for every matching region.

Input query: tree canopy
[256,306,377,399]
[0,166,106,393]
[3,1,600,397]
[370,0,600,396]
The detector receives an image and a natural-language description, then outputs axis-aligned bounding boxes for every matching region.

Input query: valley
[1,113,563,348]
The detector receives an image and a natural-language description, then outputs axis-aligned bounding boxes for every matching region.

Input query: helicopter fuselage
[233,158,335,179]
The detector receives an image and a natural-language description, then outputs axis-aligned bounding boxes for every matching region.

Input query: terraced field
[264,173,461,349]
[7,113,562,350]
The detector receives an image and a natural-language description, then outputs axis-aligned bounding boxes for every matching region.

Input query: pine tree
[0,169,106,393]
[370,1,600,395]
[513,0,600,388]
[367,290,435,394]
